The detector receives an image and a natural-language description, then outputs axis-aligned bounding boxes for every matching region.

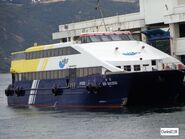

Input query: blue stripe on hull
[6,70,185,108]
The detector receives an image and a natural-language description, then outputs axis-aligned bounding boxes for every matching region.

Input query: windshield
[81,34,134,43]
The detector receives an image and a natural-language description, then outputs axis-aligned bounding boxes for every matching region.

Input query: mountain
[0,0,139,72]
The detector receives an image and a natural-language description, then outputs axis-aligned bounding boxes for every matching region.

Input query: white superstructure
[44,32,184,73]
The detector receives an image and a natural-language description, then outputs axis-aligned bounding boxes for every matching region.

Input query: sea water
[0,74,185,139]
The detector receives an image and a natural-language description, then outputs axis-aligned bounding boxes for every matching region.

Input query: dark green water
[0,74,185,139]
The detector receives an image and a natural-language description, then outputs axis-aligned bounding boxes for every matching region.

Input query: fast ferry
[5,31,185,108]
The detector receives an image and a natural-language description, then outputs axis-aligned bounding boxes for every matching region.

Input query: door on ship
[68,67,77,88]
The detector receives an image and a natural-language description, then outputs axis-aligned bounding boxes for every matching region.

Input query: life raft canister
[5,84,14,96]
[15,86,25,97]
[52,84,63,96]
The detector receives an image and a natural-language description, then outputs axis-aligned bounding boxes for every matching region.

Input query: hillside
[0,0,139,72]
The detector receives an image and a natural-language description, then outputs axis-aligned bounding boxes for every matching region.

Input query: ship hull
[6,70,185,108]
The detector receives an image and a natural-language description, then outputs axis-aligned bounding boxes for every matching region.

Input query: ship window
[67,47,71,55]
[64,69,68,77]
[76,69,80,77]
[179,22,185,37]
[26,52,30,59]
[51,49,55,57]
[53,70,57,79]
[152,60,156,66]
[48,50,52,57]
[32,52,36,59]
[26,73,30,80]
[63,70,66,77]
[88,68,93,75]
[31,53,34,59]
[43,71,47,80]
[124,65,131,71]
[92,67,98,74]
[36,71,40,80]
[100,35,111,41]
[54,49,59,56]
[86,36,92,43]
[83,68,88,76]
[120,34,128,40]
[58,48,63,56]
[32,72,35,80]
[92,67,96,74]
[128,35,134,40]
[29,52,32,59]
[81,36,92,43]
[50,71,54,79]
[116,66,121,69]
[16,67,102,81]
[36,72,39,80]
[89,36,102,42]
[134,65,141,71]
[40,51,44,58]
[43,50,47,57]
[25,47,80,59]
[34,52,38,59]
[15,74,19,81]
[35,51,39,59]
[11,52,26,60]
[110,34,122,41]
[143,64,149,67]
[46,71,50,79]
[63,47,67,55]
[79,69,84,77]
[21,73,26,80]
[56,70,60,78]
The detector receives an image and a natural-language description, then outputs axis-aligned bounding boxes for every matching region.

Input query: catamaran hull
[6,70,185,108]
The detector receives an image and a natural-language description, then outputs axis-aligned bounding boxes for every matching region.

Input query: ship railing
[161,62,184,71]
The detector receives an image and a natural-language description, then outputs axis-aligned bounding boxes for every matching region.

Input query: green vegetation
[0,0,139,72]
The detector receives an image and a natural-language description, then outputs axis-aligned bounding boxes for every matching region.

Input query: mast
[95,0,108,31]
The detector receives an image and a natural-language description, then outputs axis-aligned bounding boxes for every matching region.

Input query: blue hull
[6,70,185,108]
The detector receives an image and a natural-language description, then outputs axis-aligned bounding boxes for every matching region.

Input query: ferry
[5,31,185,108]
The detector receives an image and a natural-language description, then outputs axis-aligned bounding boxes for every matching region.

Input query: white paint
[28,80,38,104]
[42,35,183,73]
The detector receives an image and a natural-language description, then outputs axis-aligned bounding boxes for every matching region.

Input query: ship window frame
[134,65,141,71]
[83,68,88,76]
[152,60,156,66]
[100,35,112,42]
[11,52,26,61]
[53,70,58,79]
[110,34,122,41]
[89,35,102,42]
[79,68,84,77]
[88,68,93,75]
[124,65,131,71]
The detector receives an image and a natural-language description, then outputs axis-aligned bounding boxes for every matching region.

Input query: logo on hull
[122,52,141,56]
[59,58,69,69]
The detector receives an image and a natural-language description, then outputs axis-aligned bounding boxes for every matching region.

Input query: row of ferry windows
[11,47,80,60]
[15,67,102,81]
[81,34,134,43]
[121,61,156,71]
[117,65,141,72]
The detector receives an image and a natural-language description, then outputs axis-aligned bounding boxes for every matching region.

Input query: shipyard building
[52,0,185,64]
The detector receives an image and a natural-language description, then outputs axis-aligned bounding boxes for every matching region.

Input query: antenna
[95,0,108,31]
